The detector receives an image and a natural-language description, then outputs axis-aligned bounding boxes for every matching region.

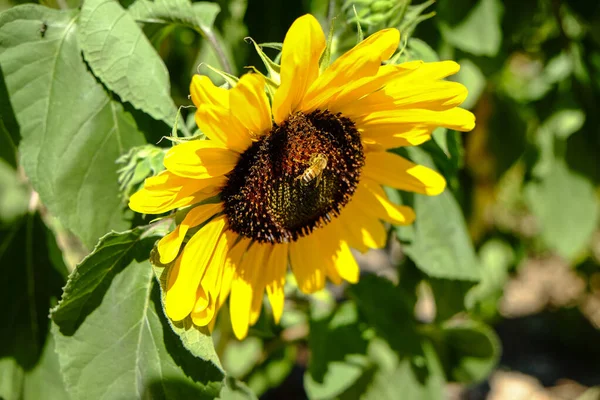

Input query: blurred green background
[1,0,600,399]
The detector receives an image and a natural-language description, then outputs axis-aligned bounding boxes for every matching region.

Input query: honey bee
[297,153,328,185]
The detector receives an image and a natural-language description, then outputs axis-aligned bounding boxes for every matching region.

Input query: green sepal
[116,144,166,200]
[245,37,281,85]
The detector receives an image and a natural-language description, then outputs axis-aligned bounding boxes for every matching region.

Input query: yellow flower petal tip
[409,165,447,196]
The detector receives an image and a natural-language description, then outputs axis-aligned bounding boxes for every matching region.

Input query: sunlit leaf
[454,59,485,110]
[465,239,513,313]
[223,337,262,379]
[0,5,147,248]
[78,0,179,126]
[543,109,585,139]
[0,160,28,225]
[52,258,224,399]
[128,0,220,35]
[396,148,480,281]
[51,226,162,334]
[438,0,503,57]
[525,160,599,260]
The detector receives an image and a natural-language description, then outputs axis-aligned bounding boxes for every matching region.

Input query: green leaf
[438,0,503,57]
[396,148,480,281]
[0,160,28,225]
[465,239,513,312]
[247,345,295,397]
[454,59,485,110]
[127,0,228,78]
[406,38,439,62]
[128,0,220,35]
[116,144,165,199]
[304,302,371,400]
[52,258,224,399]
[361,339,445,400]
[543,109,585,139]
[348,275,419,353]
[223,337,262,379]
[0,67,19,168]
[524,160,599,260]
[148,258,224,369]
[0,213,68,400]
[432,320,500,383]
[0,5,147,248]
[218,377,258,400]
[78,0,179,126]
[428,278,476,321]
[0,335,69,400]
[51,226,161,334]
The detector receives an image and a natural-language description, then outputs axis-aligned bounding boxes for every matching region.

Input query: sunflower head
[129,14,475,339]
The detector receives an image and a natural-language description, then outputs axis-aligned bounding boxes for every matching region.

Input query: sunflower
[129,14,475,340]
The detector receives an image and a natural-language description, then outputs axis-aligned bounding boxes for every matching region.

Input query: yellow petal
[195,105,253,153]
[163,140,239,179]
[157,202,223,264]
[338,201,387,251]
[190,74,229,109]
[191,299,215,327]
[301,28,400,112]
[355,108,475,133]
[192,285,209,314]
[340,81,469,119]
[230,243,269,340]
[331,239,359,284]
[363,152,446,196]
[353,180,416,226]
[360,125,434,149]
[230,74,272,136]
[249,244,271,326]
[265,243,288,324]
[327,219,367,253]
[200,230,239,304]
[290,234,327,294]
[216,236,250,311]
[400,60,461,81]
[129,171,225,214]
[272,14,325,124]
[166,254,182,292]
[164,216,226,321]
[329,62,422,114]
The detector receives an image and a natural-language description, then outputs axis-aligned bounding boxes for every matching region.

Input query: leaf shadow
[152,284,224,395]
[52,234,158,336]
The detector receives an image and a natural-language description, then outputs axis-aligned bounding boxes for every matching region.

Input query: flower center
[221,110,364,243]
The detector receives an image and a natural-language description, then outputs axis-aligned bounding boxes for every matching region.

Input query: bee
[297,153,328,186]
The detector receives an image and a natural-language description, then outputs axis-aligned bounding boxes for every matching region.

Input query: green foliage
[438,0,503,56]
[0,213,68,400]
[0,5,146,248]
[525,160,599,260]
[0,0,598,398]
[396,148,480,281]
[78,0,178,126]
[51,228,223,399]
